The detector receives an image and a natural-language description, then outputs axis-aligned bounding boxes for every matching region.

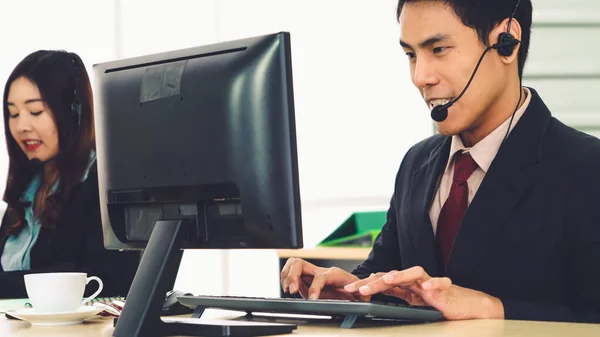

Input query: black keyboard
[177,295,444,327]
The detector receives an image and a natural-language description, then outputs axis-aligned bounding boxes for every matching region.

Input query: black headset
[493,0,522,57]
[430,0,522,123]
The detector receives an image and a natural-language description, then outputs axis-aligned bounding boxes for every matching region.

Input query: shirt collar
[444,87,532,174]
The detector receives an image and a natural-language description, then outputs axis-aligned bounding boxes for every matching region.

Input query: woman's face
[7,76,60,162]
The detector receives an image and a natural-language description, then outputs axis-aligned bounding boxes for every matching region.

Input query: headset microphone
[26,140,79,174]
[430,0,521,123]
[430,44,495,122]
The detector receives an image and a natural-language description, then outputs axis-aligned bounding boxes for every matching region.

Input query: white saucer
[7,306,103,326]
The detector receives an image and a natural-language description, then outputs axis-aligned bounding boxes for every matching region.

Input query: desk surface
[2,310,599,337]
[276,247,371,260]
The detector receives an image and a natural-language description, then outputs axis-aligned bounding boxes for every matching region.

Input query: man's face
[399,1,507,137]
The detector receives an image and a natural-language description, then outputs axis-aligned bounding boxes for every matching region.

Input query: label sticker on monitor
[140,60,187,103]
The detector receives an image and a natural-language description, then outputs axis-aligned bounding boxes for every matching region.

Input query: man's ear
[490,17,523,64]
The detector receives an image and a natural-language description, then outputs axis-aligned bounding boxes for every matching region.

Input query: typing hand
[280,258,369,301]
[344,266,504,320]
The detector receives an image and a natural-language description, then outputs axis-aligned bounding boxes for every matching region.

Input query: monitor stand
[112,219,297,337]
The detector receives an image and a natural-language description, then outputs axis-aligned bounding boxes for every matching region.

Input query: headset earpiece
[494,32,520,57]
[493,0,522,57]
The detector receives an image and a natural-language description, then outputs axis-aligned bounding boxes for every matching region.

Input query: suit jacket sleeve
[351,195,402,279]
[351,145,415,279]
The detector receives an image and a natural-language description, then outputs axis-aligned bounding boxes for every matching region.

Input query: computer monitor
[92,32,302,337]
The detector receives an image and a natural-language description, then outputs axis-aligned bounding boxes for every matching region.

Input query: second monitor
[93,32,302,337]
[94,32,302,251]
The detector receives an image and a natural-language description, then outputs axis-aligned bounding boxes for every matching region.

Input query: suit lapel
[407,137,451,278]
[446,88,552,285]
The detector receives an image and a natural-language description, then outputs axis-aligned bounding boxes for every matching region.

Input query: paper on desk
[0,298,30,313]
[162,317,293,326]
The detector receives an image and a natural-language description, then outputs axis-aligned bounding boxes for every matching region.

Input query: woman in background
[0,50,139,298]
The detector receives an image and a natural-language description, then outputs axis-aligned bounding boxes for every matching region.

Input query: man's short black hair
[396,0,532,78]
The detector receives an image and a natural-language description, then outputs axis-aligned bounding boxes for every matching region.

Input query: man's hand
[280,258,369,301]
[344,266,504,320]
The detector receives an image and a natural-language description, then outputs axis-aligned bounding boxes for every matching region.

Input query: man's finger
[297,275,314,299]
[307,272,329,300]
[382,266,431,286]
[358,267,430,296]
[286,259,313,294]
[280,258,294,291]
[421,277,452,290]
[344,273,383,292]
[357,277,397,296]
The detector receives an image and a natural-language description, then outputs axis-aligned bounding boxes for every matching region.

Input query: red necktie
[436,152,478,268]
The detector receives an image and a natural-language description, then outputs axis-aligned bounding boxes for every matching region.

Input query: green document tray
[318,211,386,247]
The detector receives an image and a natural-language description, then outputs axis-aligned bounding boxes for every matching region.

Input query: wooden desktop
[1,309,599,337]
[4,248,597,336]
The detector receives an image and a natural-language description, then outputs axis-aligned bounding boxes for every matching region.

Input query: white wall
[525,0,600,138]
[0,0,118,199]
[1,0,597,299]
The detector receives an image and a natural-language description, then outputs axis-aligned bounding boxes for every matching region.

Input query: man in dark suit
[280,0,600,322]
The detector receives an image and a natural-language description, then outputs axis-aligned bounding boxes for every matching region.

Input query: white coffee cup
[24,272,103,313]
